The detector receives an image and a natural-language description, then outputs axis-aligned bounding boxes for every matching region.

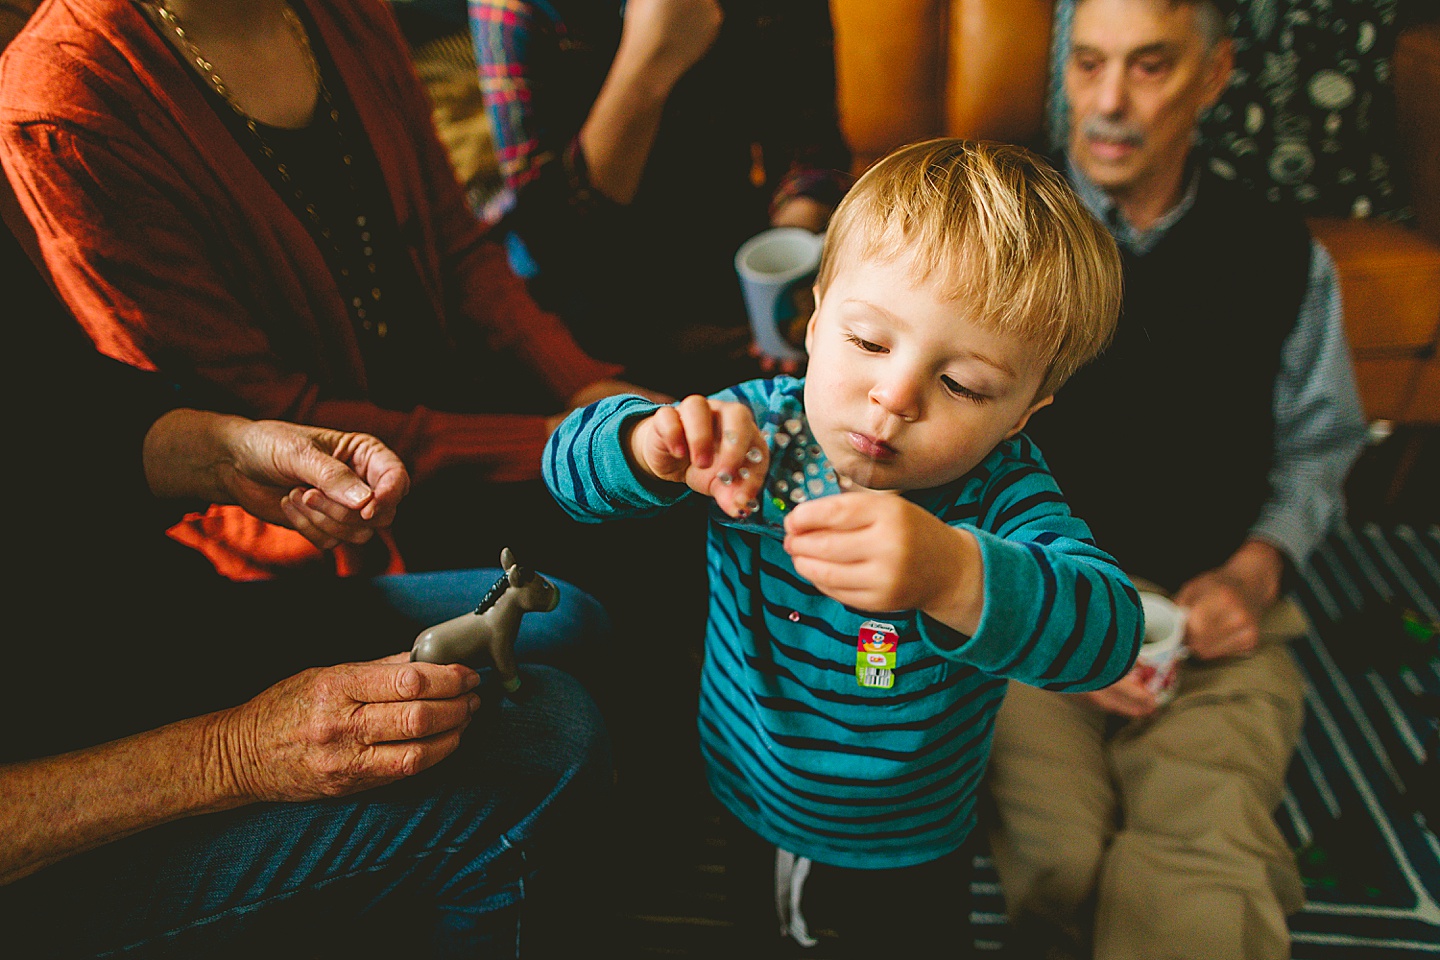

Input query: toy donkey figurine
[410,548,559,693]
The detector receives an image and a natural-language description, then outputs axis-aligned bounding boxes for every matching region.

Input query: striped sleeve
[542,378,780,522]
[916,436,1143,692]
[542,393,690,522]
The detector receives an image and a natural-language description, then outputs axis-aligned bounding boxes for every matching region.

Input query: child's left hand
[783,492,984,631]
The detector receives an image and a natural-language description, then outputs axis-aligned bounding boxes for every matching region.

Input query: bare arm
[0,656,480,885]
[0,714,238,885]
[577,0,721,204]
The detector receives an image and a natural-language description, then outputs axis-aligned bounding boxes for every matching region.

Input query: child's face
[802,249,1054,492]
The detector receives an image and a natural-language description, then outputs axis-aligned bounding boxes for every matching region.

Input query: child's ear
[1004,394,1054,439]
[804,286,822,353]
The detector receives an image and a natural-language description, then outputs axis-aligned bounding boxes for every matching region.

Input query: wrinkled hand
[219,654,481,802]
[627,394,768,517]
[221,420,409,551]
[1077,670,1160,719]
[618,0,723,87]
[784,493,982,625]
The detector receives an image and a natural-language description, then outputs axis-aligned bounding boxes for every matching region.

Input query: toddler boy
[543,139,1143,957]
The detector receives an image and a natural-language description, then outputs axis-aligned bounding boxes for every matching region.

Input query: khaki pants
[986,602,1308,960]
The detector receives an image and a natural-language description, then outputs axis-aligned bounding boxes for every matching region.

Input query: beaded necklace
[147,0,390,339]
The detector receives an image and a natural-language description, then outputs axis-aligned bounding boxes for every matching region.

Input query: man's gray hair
[1187,0,1233,51]
[1075,0,1233,51]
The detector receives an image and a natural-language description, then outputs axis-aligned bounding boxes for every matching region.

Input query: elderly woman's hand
[217,654,481,802]
[143,410,410,550]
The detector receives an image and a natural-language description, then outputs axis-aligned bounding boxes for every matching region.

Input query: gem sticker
[716,397,851,540]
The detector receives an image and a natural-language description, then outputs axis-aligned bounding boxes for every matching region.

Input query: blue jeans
[1,570,613,959]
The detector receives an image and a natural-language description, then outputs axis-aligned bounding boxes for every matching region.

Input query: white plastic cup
[734,227,825,363]
[1135,592,1189,705]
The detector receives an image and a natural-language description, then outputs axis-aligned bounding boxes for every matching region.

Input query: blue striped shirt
[545,378,1143,868]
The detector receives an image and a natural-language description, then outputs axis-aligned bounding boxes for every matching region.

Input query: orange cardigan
[0,0,619,487]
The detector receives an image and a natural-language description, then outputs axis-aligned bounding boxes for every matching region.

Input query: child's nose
[869,377,921,423]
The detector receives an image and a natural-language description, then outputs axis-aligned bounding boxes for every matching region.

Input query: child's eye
[845,334,886,353]
[941,375,987,403]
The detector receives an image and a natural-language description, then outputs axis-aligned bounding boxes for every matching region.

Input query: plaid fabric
[468,0,852,225]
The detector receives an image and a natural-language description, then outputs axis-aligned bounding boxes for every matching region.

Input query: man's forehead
[1070,0,1206,50]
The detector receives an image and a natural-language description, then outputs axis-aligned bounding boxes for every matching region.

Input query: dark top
[190,2,550,414]
[473,0,853,393]
[1025,170,1311,590]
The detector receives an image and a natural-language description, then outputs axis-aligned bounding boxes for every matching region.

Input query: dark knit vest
[1025,171,1311,591]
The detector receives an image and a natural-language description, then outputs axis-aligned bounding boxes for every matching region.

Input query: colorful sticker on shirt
[857,620,898,688]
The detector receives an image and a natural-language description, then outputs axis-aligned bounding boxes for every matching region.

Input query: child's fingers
[783,492,880,535]
[713,405,768,499]
[675,395,718,468]
[648,405,690,463]
[694,404,765,516]
[789,552,866,588]
[784,524,872,565]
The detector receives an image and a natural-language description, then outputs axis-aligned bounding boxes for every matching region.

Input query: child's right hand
[627,395,769,518]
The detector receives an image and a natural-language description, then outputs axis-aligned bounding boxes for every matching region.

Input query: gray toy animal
[409,548,559,692]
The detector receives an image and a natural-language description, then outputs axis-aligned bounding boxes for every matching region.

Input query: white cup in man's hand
[1135,592,1189,706]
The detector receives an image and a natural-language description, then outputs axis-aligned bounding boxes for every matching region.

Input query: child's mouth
[847,432,897,460]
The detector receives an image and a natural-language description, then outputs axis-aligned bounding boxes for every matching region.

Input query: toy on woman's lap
[410,548,558,693]
[717,398,852,539]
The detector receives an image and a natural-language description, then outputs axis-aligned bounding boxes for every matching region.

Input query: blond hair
[816,138,1122,398]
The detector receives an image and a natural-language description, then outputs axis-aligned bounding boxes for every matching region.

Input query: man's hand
[625,394,768,517]
[218,654,482,802]
[143,411,410,551]
[1076,670,1160,719]
[783,493,984,630]
[1174,540,1285,660]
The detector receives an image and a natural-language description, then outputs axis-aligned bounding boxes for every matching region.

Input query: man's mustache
[1081,115,1145,147]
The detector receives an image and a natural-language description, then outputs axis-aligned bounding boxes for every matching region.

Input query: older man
[985,0,1368,957]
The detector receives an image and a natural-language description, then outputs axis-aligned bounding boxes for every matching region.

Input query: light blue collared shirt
[1067,158,1369,567]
